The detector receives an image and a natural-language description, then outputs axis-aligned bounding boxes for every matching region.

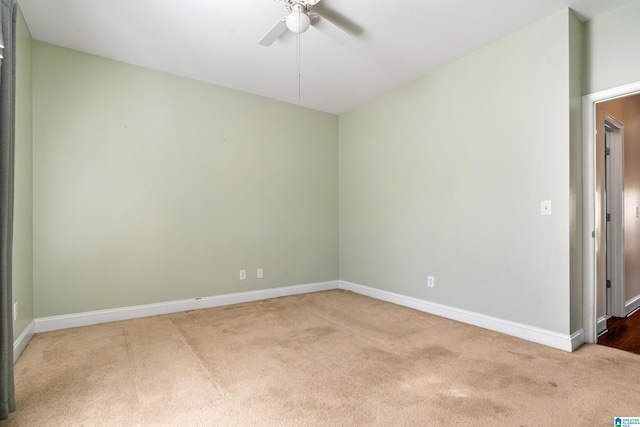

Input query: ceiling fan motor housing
[286,4,311,33]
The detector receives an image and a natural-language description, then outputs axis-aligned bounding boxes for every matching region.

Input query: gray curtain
[0,0,16,420]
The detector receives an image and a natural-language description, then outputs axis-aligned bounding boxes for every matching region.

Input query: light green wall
[583,0,640,325]
[583,0,640,95]
[13,7,33,338]
[339,10,575,334]
[569,11,583,333]
[32,42,338,317]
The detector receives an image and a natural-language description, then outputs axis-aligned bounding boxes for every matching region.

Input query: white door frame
[583,81,640,343]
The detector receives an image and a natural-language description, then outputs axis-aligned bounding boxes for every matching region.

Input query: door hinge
[605,147,611,156]
[606,213,611,222]
[607,280,612,289]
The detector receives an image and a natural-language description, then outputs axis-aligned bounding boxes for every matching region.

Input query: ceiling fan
[259,0,351,46]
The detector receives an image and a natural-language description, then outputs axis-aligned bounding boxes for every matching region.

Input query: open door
[603,113,625,320]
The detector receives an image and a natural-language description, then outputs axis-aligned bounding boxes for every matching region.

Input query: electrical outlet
[257,268,264,279]
[427,276,435,288]
[239,269,246,280]
[540,200,552,216]
[13,302,18,321]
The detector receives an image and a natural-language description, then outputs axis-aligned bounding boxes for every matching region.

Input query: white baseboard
[625,294,640,317]
[596,315,608,336]
[339,280,580,352]
[35,280,338,333]
[571,329,585,351]
[13,320,35,363]
[30,279,581,353]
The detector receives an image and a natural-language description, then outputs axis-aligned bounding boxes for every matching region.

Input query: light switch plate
[541,200,552,216]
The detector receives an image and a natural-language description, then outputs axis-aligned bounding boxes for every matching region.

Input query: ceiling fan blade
[259,18,288,46]
[311,14,351,44]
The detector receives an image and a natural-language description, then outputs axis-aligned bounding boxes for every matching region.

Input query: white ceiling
[18,0,635,115]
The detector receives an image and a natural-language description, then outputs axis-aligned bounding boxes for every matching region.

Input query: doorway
[583,82,640,345]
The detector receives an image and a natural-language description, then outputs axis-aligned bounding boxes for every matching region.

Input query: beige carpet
[2,289,640,426]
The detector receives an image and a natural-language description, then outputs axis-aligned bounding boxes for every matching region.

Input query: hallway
[598,310,640,355]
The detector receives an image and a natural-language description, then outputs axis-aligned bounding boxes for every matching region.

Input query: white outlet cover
[540,200,552,216]
[239,270,246,280]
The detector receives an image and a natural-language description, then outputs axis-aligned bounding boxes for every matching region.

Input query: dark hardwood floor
[598,310,640,355]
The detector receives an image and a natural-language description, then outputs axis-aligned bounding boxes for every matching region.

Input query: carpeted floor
[2,289,640,426]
